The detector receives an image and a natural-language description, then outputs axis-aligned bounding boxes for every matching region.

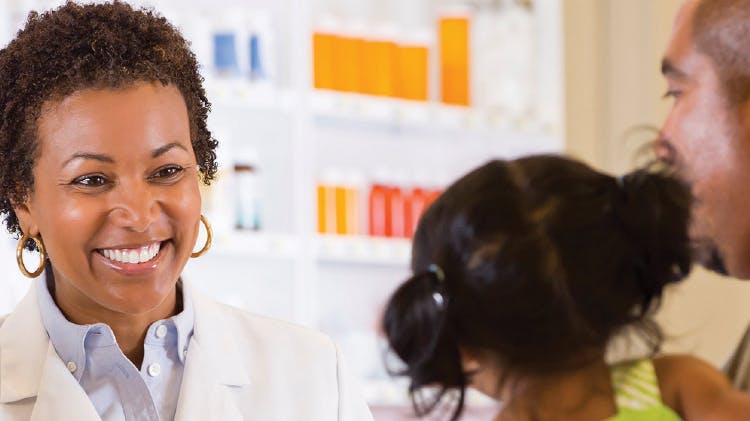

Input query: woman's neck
[47,273,179,368]
[495,359,617,421]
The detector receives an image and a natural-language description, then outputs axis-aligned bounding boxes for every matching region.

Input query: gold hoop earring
[191,215,213,258]
[16,234,46,278]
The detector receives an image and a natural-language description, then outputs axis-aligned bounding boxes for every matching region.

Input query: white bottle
[212,9,245,79]
[247,10,276,87]
[234,147,261,231]
[472,0,535,124]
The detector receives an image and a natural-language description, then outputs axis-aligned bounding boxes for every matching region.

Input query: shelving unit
[0,0,564,415]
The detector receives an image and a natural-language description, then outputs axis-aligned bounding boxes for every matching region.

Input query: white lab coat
[0,283,374,421]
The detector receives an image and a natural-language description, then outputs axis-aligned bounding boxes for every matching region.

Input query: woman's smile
[94,240,172,276]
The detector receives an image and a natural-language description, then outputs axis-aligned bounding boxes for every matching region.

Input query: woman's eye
[72,174,108,187]
[151,166,184,180]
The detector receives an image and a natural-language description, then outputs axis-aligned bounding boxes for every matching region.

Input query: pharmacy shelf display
[0,0,564,411]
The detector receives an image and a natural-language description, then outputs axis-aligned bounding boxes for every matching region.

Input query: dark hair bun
[615,168,692,312]
[383,270,464,414]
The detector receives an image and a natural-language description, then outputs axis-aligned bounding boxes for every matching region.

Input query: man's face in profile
[659,0,750,278]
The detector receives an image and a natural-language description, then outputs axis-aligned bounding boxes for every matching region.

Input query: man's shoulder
[724,323,750,391]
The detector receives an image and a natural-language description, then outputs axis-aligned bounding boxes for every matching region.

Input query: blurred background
[1,0,749,419]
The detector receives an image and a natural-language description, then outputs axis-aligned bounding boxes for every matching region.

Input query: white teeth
[100,243,161,264]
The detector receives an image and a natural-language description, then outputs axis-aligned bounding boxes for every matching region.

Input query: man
[659,0,750,389]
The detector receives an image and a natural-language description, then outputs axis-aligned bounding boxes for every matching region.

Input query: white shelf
[210,231,300,260]
[309,90,563,142]
[202,83,563,149]
[209,231,412,266]
[204,78,296,113]
[316,234,411,266]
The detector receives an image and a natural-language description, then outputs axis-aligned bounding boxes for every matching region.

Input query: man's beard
[661,145,729,275]
[650,137,731,276]
[692,237,729,276]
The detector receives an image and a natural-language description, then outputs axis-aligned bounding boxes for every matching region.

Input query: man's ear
[741,99,750,135]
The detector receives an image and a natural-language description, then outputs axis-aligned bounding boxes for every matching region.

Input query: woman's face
[15,81,201,318]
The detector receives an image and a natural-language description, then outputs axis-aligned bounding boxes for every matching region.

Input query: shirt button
[67,361,77,373]
[155,324,168,339]
[148,363,161,377]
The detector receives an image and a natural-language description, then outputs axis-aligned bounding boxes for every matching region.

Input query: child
[383,155,750,420]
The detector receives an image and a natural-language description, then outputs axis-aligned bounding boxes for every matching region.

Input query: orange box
[395,43,429,101]
[361,39,397,97]
[439,14,471,106]
[333,186,360,235]
[313,31,335,90]
[317,184,337,233]
[332,34,363,93]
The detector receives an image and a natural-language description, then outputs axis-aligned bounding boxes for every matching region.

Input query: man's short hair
[693,0,750,105]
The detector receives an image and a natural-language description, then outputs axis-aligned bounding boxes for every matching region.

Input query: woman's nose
[108,180,159,232]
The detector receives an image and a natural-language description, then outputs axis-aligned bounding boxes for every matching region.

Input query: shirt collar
[36,274,91,381]
[36,274,195,378]
[172,280,194,364]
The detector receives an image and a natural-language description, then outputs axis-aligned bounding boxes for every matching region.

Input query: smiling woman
[26,84,201,345]
[0,2,371,421]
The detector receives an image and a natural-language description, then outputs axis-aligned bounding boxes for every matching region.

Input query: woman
[0,3,371,420]
[383,156,750,420]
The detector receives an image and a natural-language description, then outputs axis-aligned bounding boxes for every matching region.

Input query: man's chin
[692,239,730,276]
[701,249,730,276]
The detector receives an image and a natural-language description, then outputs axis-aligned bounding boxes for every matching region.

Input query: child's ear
[458,347,482,373]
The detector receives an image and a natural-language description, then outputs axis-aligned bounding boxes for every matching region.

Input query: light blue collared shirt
[36,275,194,421]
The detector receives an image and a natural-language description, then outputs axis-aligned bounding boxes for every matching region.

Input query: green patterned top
[606,359,683,421]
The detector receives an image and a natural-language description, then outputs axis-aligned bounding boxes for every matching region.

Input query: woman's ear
[13,199,39,237]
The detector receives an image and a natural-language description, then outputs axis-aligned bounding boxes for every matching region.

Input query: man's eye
[72,175,108,186]
[663,90,682,99]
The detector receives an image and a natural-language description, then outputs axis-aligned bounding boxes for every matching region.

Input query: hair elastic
[428,264,447,309]
[428,264,446,283]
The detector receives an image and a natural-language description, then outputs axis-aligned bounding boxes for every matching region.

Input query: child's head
[383,155,692,418]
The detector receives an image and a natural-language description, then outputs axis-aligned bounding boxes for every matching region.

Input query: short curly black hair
[0,1,218,241]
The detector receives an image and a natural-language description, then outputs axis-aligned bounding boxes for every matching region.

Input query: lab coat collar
[0,283,47,403]
[173,288,251,421]
[0,281,100,418]
[182,287,251,387]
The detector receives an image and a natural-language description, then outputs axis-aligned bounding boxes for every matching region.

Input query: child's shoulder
[653,354,750,420]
